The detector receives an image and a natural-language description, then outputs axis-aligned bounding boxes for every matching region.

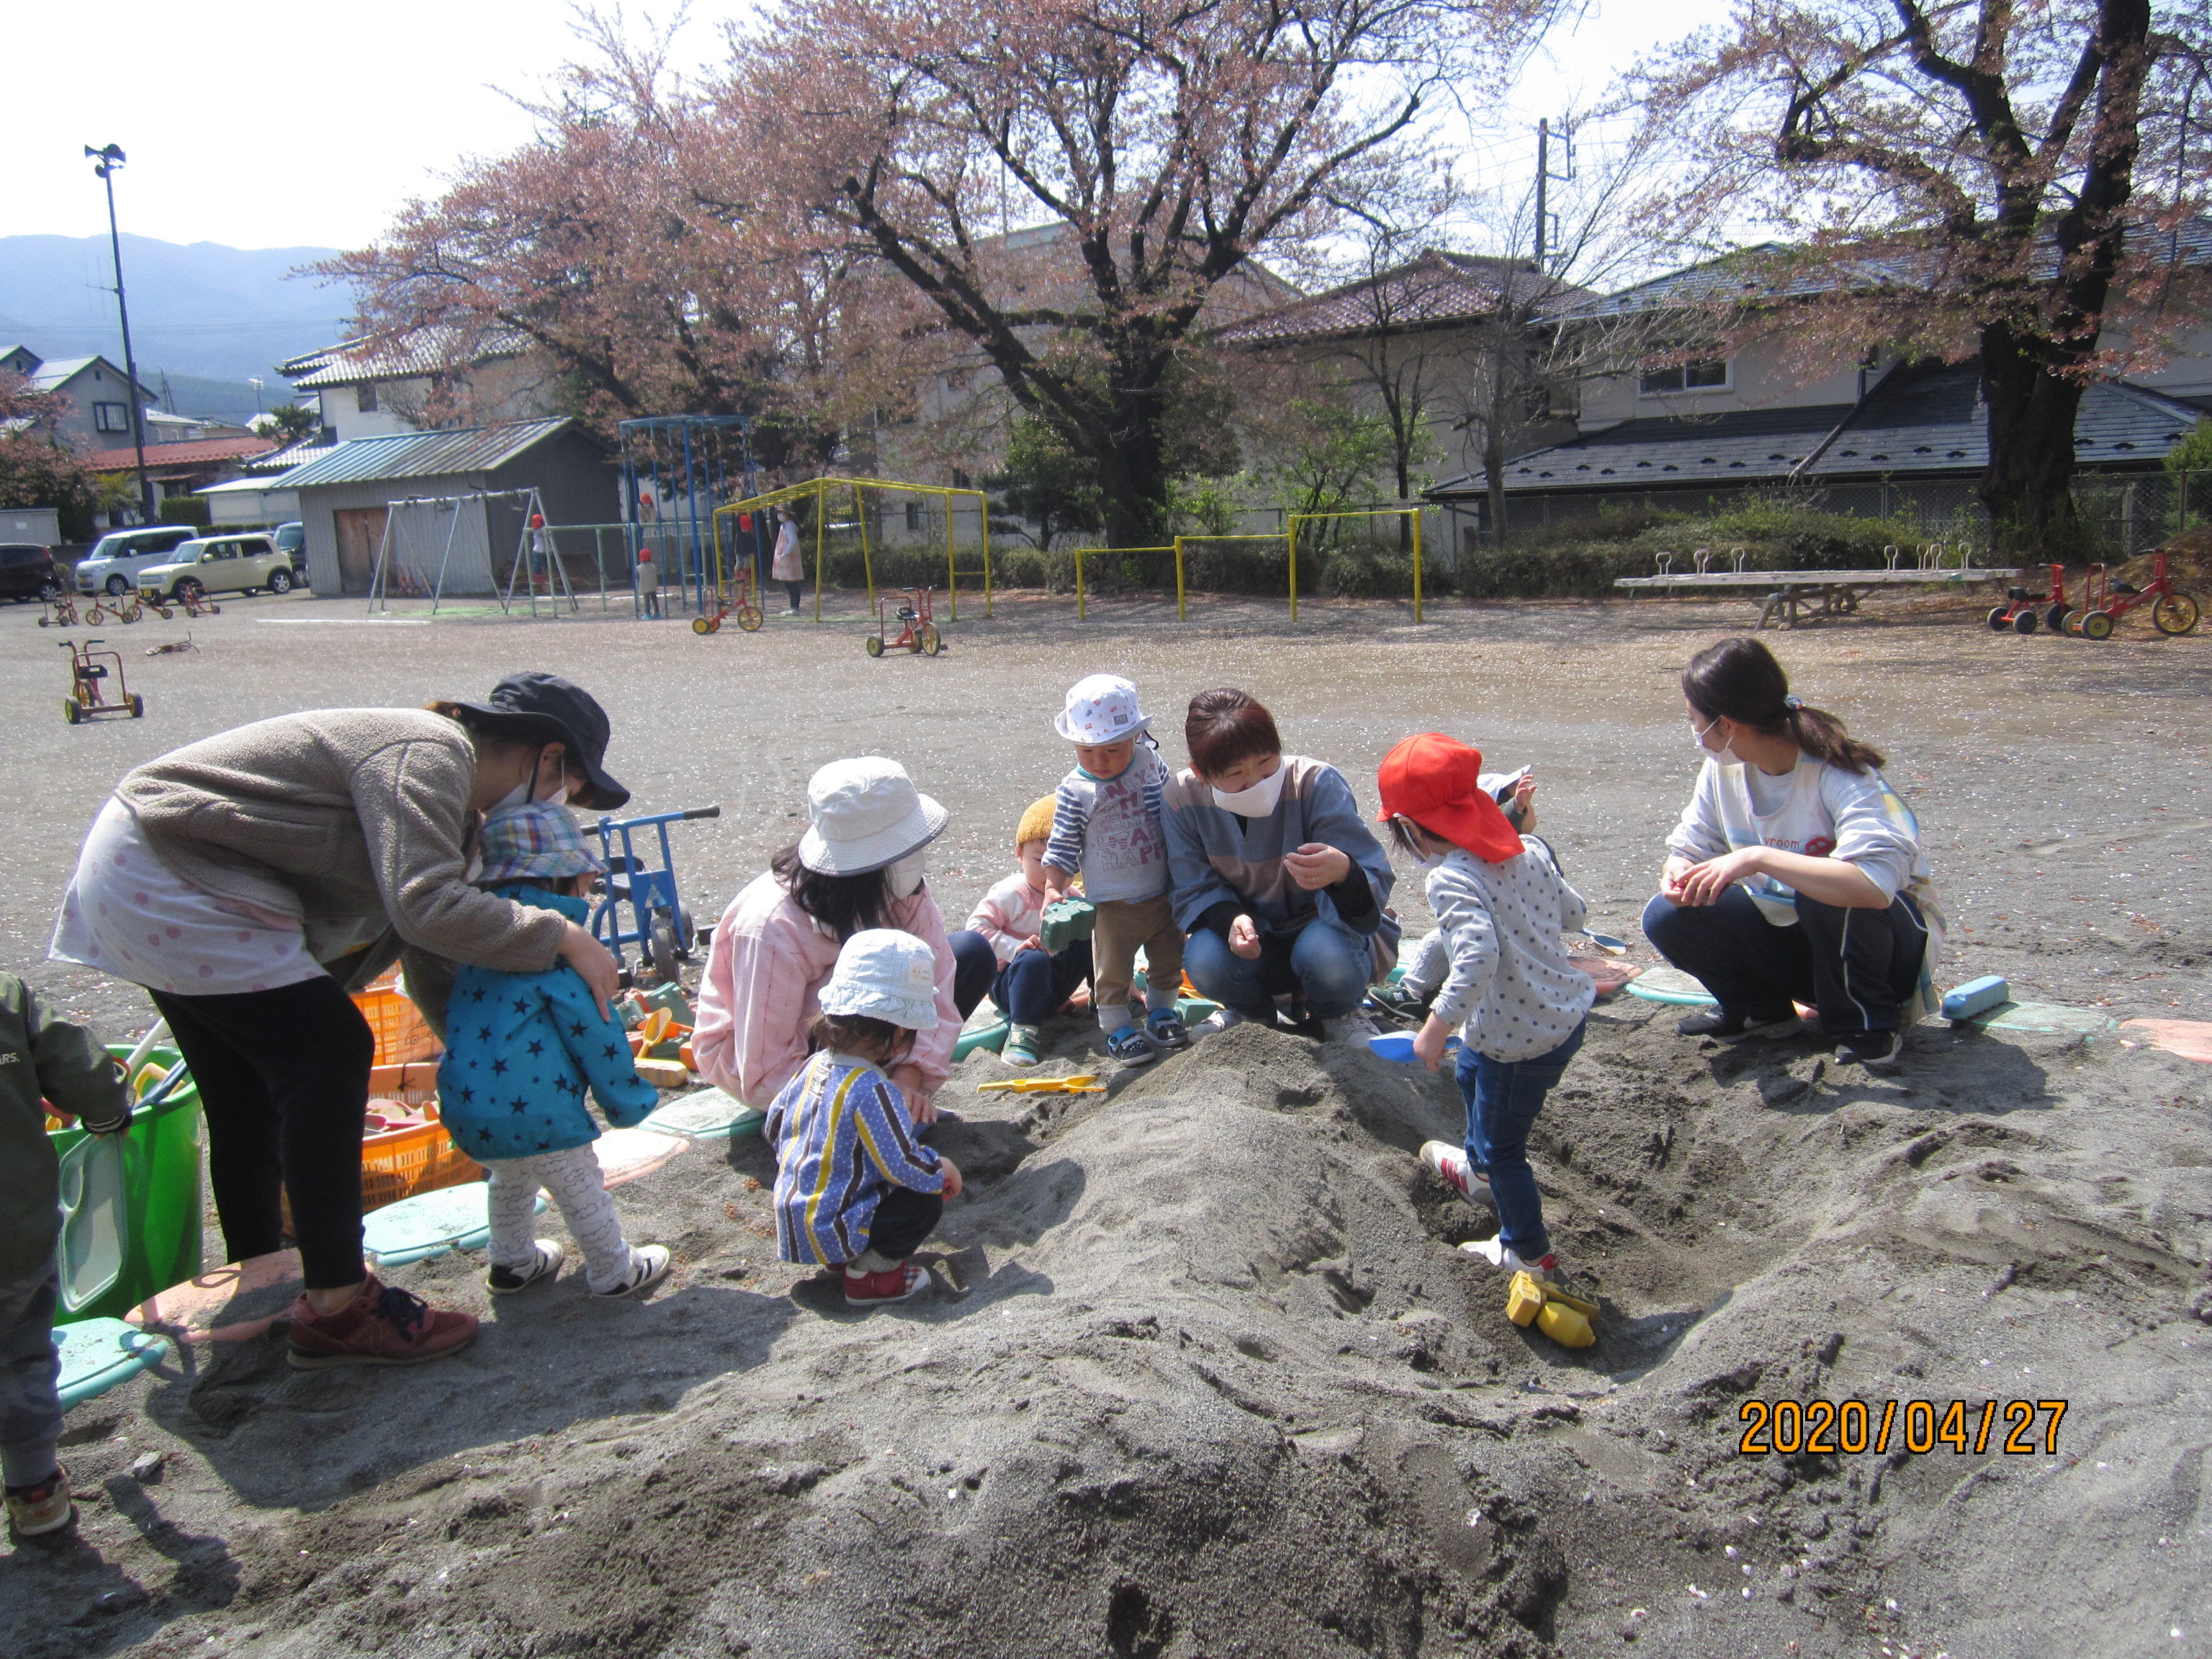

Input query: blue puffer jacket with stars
[435,886,658,1161]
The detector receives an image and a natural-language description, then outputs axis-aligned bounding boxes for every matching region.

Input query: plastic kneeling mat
[56,1318,168,1410]
[1624,966,1719,1007]
[642,1089,765,1140]
[361,1184,541,1267]
[595,1128,689,1188]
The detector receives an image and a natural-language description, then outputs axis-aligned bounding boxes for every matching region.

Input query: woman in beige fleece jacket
[50,672,629,1370]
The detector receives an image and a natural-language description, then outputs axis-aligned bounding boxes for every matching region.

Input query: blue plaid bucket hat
[478,801,607,885]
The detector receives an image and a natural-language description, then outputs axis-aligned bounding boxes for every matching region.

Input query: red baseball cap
[1375,734,1524,863]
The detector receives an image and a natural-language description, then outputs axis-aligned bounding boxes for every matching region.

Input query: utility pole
[85,143,153,523]
[1534,118,1548,276]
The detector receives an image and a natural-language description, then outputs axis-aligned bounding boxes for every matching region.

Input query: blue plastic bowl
[1367,1031,1460,1064]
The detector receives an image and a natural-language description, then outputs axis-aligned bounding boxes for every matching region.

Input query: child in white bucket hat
[764,930,964,1308]
[1041,674,1190,1066]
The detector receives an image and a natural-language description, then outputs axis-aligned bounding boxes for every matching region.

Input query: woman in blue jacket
[1162,688,1397,1042]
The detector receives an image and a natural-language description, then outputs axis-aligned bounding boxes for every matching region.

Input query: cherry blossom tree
[1632,0,2212,553]
[742,0,1568,546]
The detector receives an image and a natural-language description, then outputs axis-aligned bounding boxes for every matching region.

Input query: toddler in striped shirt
[765,930,963,1308]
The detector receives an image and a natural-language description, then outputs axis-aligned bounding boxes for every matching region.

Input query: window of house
[904,501,924,531]
[94,402,130,433]
[357,382,379,413]
[943,369,971,392]
[1639,359,1729,395]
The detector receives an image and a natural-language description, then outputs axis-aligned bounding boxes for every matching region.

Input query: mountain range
[0,234,354,423]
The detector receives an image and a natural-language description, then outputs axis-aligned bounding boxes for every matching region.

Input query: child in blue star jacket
[436,803,670,1299]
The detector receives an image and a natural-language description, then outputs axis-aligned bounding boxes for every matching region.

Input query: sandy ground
[1,582,2208,1657]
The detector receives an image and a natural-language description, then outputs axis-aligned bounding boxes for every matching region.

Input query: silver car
[73,525,199,595]
[136,534,300,601]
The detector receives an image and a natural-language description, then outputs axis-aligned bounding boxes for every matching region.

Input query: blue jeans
[1183,917,1372,1021]
[1455,1020,1585,1262]
[0,1262,61,1489]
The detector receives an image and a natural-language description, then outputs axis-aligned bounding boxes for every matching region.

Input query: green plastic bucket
[48,1046,205,1326]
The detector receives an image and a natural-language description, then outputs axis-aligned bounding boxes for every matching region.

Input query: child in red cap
[1376,734,1593,1277]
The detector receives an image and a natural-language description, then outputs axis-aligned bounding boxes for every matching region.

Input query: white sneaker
[1419,1141,1492,1205]
[1321,1010,1382,1043]
[594,1244,672,1299]
[1191,1007,1244,1038]
[1460,1237,1557,1275]
[487,1239,565,1295]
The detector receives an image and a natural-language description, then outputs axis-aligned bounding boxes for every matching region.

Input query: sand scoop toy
[975,1074,1105,1096]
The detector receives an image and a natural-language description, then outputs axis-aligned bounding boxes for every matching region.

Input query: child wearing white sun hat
[764,930,964,1308]
[1041,673,1190,1067]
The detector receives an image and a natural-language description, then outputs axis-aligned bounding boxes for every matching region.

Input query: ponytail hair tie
[1783,694,1803,711]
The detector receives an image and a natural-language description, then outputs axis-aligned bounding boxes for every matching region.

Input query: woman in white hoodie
[1642,637,1941,1070]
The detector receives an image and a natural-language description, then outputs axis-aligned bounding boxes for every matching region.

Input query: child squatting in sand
[765,929,964,1308]
[963,796,1095,1069]
[1377,734,1594,1279]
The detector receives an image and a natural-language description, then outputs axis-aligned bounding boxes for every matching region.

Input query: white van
[74,526,200,595]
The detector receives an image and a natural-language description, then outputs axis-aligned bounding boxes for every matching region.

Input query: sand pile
[15,1001,2211,1658]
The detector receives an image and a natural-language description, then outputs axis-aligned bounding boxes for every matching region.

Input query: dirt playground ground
[1,583,2207,1658]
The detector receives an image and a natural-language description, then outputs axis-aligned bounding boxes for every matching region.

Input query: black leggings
[782,580,803,609]
[866,1187,944,1261]
[150,976,376,1290]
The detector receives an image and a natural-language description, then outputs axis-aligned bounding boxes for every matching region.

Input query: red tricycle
[1987,564,2070,635]
[864,585,943,657]
[2061,551,2199,640]
[60,638,144,724]
[691,565,763,636]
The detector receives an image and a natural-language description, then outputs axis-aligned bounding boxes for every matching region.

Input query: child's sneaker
[593,1245,672,1299]
[1145,1008,1192,1052]
[1418,1140,1492,1205]
[1835,1029,1904,1071]
[487,1239,565,1295]
[4,1467,74,1537]
[1000,1023,1043,1068]
[1321,1010,1382,1043]
[844,1259,929,1307]
[287,1277,479,1370]
[1460,1237,1557,1275]
[1104,1024,1159,1066]
[1372,983,1434,1022]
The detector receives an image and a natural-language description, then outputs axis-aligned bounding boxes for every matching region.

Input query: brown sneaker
[5,1466,74,1537]
[287,1276,479,1370]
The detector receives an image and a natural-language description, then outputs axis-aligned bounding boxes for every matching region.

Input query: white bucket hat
[797,757,948,875]
[1053,673,1151,745]
[820,928,942,1031]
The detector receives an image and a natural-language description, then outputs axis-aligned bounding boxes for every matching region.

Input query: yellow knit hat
[1016,794,1057,849]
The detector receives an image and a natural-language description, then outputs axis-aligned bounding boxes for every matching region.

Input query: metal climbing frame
[1285,508,1426,624]
[618,416,760,618]
[709,476,992,623]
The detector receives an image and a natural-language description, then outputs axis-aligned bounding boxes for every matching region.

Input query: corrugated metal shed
[279,418,578,489]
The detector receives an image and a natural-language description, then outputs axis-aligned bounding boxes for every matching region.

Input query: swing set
[708,476,992,625]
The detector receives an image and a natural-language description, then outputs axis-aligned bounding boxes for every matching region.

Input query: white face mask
[884,850,927,898]
[1211,764,1288,817]
[1689,717,1743,768]
[492,745,580,814]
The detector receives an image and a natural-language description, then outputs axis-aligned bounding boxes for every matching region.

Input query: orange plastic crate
[351,974,441,1066]
[360,1112,483,1214]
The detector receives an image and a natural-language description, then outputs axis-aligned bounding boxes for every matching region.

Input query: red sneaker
[842,1261,927,1308]
[287,1276,479,1370]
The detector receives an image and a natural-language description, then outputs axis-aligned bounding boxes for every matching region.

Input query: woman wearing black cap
[50,673,628,1369]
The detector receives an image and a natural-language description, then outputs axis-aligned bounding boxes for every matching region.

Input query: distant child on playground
[961,795,1094,1069]
[765,930,962,1308]
[436,803,671,1300]
[1042,675,1190,1066]
[1,971,129,1537]
[1376,735,1593,1278]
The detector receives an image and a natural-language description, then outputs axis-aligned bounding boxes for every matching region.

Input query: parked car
[0,543,63,603]
[75,525,200,595]
[136,534,299,602]
[274,521,305,572]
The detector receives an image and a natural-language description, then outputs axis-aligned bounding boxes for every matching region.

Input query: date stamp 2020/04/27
[1737,1398,2068,1457]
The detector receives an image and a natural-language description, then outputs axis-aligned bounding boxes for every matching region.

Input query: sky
[6,0,1721,254]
